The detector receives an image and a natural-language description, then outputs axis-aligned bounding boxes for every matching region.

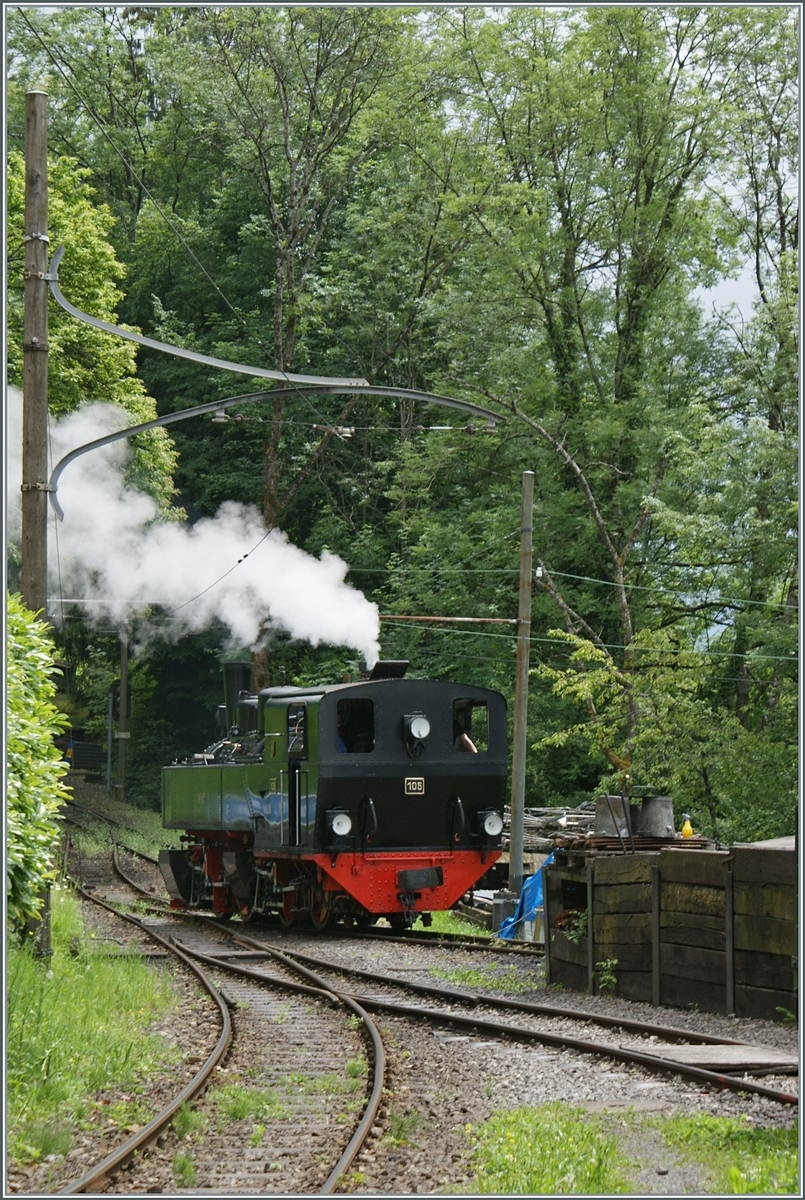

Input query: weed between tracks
[429,962,543,993]
[172,1150,198,1187]
[7,886,182,1166]
[413,911,492,939]
[208,1083,289,1130]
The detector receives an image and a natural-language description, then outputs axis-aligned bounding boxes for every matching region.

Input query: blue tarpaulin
[497,852,554,940]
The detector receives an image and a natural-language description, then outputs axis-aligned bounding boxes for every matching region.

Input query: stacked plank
[658,849,729,1013]
[501,803,596,852]
[731,844,797,1019]
[544,843,797,1021]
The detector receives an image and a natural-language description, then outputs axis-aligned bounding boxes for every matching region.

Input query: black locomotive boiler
[158,662,506,929]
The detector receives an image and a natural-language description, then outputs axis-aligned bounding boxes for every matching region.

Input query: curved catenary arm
[47,245,503,520]
[48,385,503,520]
[48,245,369,388]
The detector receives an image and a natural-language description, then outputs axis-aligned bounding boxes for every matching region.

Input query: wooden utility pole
[21,91,52,958]
[116,634,129,804]
[509,470,534,897]
[21,90,49,617]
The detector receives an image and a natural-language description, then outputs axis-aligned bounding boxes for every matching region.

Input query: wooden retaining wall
[544,845,797,1021]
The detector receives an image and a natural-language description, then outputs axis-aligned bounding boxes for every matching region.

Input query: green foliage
[172,1151,197,1188]
[6,886,180,1164]
[413,909,491,939]
[429,963,543,994]
[6,593,71,927]
[653,1114,798,1195]
[5,152,180,513]
[208,1084,286,1129]
[171,1102,207,1141]
[562,911,588,947]
[595,959,618,994]
[462,1103,628,1194]
[385,1109,424,1147]
[5,9,797,835]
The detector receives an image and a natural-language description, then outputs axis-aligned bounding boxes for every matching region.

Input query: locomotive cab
[160,671,506,928]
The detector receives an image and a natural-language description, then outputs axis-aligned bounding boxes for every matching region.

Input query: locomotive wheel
[277,908,296,927]
[309,893,333,931]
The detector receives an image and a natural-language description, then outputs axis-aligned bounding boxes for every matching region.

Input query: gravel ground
[8,782,797,1196]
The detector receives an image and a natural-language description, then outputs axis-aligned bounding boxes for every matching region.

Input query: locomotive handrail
[450,794,466,840]
[362,796,378,839]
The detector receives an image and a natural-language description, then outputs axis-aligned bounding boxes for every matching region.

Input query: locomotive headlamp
[331,811,352,837]
[408,714,431,741]
[404,712,431,759]
[481,810,504,838]
[483,811,503,837]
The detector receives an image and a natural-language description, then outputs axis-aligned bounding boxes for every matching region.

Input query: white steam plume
[6,387,380,666]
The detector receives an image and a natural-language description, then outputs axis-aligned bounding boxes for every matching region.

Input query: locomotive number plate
[405,777,425,795]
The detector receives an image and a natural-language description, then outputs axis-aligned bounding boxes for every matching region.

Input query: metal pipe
[604,793,628,854]
[380,614,517,625]
[21,91,49,617]
[47,386,502,522]
[509,471,535,897]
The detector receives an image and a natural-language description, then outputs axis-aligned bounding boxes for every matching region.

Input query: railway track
[54,825,388,1195]
[108,840,798,1104]
[50,804,797,1195]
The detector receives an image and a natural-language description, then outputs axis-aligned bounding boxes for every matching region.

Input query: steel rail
[271,944,753,1049]
[58,886,232,1195]
[355,927,543,956]
[111,832,542,957]
[180,925,798,1108]
[342,993,799,1107]
[103,835,386,1199]
[109,844,798,1106]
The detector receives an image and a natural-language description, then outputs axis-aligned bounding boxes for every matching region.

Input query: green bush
[6,593,72,927]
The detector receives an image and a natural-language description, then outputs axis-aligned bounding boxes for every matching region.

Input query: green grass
[7,885,182,1165]
[385,1109,425,1147]
[208,1083,287,1130]
[172,1102,208,1140]
[430,962,543,993]
[413,910,492,939]
[460,1103,628,1194]
[172,1150,197,1187]
[64,792,166,863]
[651,1113,799,1194]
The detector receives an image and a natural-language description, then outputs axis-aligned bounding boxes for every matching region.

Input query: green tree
[6,150,179,509]
[6,593,71,928]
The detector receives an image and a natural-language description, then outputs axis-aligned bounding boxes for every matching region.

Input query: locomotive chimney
[222,660,251,729]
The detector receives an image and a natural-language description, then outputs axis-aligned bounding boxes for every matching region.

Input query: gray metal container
[594,794,630,837]
[629,802,643,836]
[639,795,675,838]
[491,891,518,932]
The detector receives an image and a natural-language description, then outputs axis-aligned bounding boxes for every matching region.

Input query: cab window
[287,705,307,758]
[452,699,488,753]
[337,698,374,753]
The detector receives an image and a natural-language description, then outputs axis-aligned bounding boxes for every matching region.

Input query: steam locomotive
[158,661,506,929]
